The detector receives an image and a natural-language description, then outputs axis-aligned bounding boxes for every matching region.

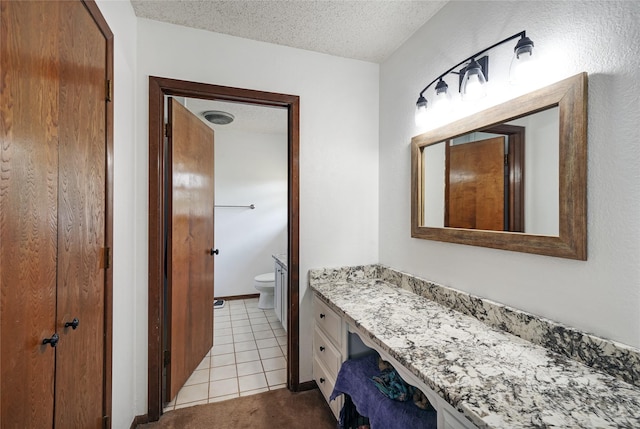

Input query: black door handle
[319,346,325,352]
[42,333,59,348]
[210,248,219,255]
[65,318,80,330]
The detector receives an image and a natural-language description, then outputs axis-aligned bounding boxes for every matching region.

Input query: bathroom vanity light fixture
[415,31,535,125]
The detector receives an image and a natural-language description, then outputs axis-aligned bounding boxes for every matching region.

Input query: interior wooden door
[54,2,107,427]
[0,2,60,426]
[166,98,215,401]
[446,136,505,231]
[1,1,111,427]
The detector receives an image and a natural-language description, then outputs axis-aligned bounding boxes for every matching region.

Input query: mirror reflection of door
[445,125,524,232]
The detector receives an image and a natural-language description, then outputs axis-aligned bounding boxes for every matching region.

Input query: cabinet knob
[42,333,59,348]
[210,248,219,255]
[319,346,325,352]
[64,318,80,330]
[319,313,325,319]
[319,377,325,384]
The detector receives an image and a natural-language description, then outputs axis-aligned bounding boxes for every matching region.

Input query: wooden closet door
[0,2,61,426]
[54,2,107,428]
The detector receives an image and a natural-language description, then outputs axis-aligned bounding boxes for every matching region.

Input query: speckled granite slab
[309,264,640,388]
[309,265,640,428]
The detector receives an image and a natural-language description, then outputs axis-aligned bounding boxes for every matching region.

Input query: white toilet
[254,272,275,309]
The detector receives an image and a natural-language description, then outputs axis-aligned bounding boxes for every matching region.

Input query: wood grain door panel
[1,1,110,427]
[167,99,215,401]
[0,2,60,426]
[447,136,505,231]
[54,2,106,427]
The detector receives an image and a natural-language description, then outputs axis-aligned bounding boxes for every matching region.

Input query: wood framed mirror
[411,72,587,260]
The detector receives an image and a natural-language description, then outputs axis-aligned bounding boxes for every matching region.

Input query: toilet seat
[255,272,275,283]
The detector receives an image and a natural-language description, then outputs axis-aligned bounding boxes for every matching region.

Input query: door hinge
[504,154,509,166]
[102,415,110,429]
[164,350,170,366]
[164,123,171,137]
[106,79,112,102]
[103,247,111,269]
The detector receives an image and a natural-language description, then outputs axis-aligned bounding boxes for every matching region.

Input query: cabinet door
[54,2,108,427]
[274,264,281,321]
[0,2,60,425]
[281,268,288,332]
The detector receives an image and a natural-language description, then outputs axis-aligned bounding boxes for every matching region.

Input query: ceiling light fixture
[202,110,235,125]
[415,31,536,125]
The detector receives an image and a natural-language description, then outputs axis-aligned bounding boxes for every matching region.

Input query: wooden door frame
[147,76,300,421]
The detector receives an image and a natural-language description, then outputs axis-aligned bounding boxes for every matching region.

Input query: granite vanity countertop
[272,253,287,269]
[311,278,640,429]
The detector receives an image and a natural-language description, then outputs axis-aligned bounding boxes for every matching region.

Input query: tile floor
[163,297,287,411]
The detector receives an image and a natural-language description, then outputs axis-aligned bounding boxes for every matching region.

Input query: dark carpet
[139,388,337,429]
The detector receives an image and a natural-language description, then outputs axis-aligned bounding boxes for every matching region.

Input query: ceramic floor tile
[251,323,271,332]
[176,383,209,405]
[175,399,208,410]
[184,368,210,386]
[238,373,268,392]
[249,317,268,325]
[209,378,239,398]
[210,364,237,381]
[211,352,235,367]
[269,384,287,391]
[246,307,265,314]
[230,313,249,321]
[231,324,253,334]
[265,369,287,387]
[261,356,286,372]
[273,328,286,337]
[196,356,211,370]
[280,345,287,357]
[240,387,269,397]
[211,343,234,356]
[259,346,283,359]
[233,332,255,343]
[235,349,260,363]
[276,335,287,346]
[253,330,275,340]
[236,360,264,377]
[256,338,279,349]
[208,393,239,403]
[233,340,257,352]
[214,335,234,346]
[214,327,232,337]
[231,319,251,327]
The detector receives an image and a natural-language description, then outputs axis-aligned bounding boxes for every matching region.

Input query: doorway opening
[148,77,300,421]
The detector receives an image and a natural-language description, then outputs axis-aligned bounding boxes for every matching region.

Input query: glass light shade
[509,38,536,85]
[415,96,428,126]
[432,80,452,114]
[461,59,487,101]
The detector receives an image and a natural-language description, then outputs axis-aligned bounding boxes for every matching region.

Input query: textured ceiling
[130,0,447,63]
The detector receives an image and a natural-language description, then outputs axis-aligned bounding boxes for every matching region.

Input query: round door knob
[65,318,80,330]
[319,313,325,319]
[42,333,59,348]
[210,248,219,255]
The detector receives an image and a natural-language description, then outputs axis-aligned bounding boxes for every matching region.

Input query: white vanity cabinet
[312,296,347,419]
[274,257,287,332]
[311,293,478,429]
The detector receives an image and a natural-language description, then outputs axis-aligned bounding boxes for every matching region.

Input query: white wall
[94,0,139,427]
[135,18,380,399]
[213,127,288,297]
[380,1,640,349]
